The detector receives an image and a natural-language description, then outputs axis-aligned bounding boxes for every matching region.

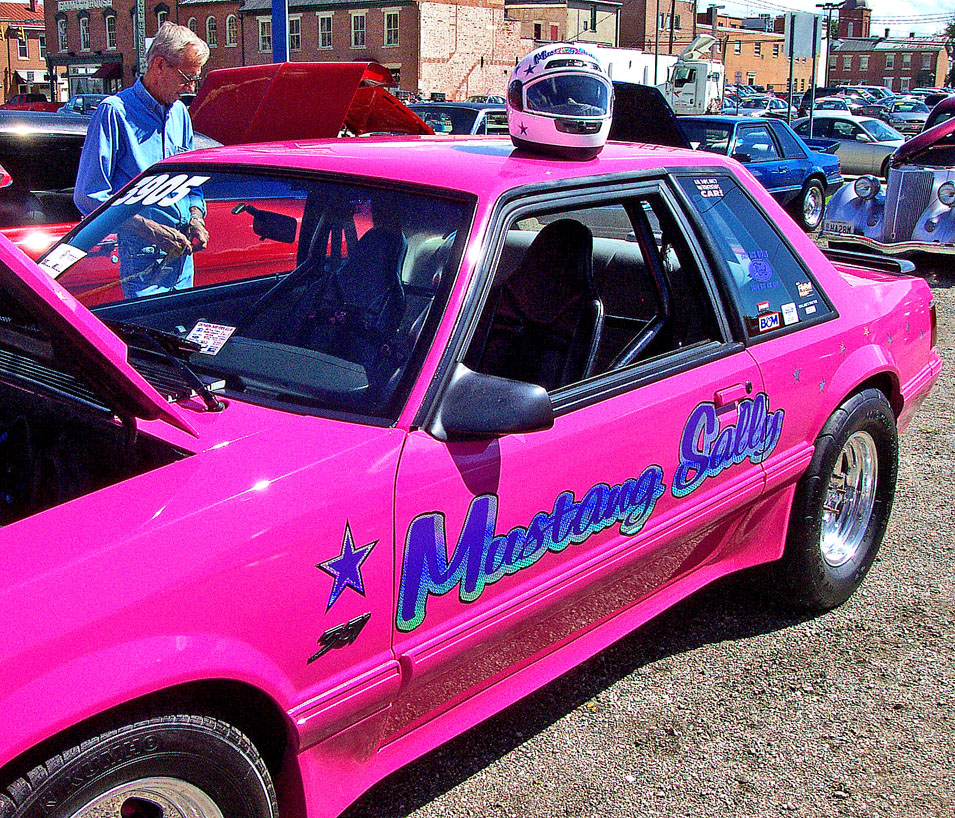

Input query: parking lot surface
[345,265,955,818]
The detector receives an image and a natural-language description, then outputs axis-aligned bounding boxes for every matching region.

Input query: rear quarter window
[674,174,833,338]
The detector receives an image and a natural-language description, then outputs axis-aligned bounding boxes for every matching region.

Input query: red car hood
[190,61,432,145]
[0,234,197,435]
[892,114,955,166]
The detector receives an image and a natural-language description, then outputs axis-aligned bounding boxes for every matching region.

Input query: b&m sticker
[758,312,781,333]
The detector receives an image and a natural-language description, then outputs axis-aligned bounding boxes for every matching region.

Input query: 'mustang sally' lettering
[397,468,665,632]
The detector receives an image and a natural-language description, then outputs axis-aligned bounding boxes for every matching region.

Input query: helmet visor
[524,74,612,119]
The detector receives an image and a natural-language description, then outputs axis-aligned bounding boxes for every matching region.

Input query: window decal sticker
[782,302,799,325]
[758,312,782,332]
[39,244,87,278]
[189,321,237,355]
[398,395,784,631]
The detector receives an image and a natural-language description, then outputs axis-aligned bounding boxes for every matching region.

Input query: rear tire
[0,715,278,818]
[773,389,898,610]
[795,179,826,232]
[880,156,892,179]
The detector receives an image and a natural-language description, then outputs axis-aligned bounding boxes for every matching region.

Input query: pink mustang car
[0,137,941,818]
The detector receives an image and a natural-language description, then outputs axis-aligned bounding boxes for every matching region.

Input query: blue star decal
[519,121,528,134]
[318,523,377,611]
[523,62,536,76]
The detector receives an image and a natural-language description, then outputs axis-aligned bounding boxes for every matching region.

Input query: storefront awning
[91,63,121,80]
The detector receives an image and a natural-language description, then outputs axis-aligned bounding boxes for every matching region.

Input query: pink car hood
[892,113,955,166]
[0,234,197,435]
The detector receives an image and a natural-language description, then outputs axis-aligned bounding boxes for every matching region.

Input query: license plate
[824,220,855,235]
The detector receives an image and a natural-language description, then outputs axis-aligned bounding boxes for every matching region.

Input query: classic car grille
[883,168,935,243]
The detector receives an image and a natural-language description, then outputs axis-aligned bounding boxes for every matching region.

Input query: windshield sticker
[112,174,210,208]
[188,321,236,355]
[796,280,814,298]
[758,312,781,333]
[39,244,87,278]
[782,302,799,325]
[757,300,770,313]
[397,394,784,631]
[805,304,817,315]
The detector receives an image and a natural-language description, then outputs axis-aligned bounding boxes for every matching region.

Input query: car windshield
[740,98,767,109]
[816,99,846,109]
[894,101,929,113]
[861,118,902,141]
[410,105,478,134]
[680,120,732,154]
[43,168,472,422]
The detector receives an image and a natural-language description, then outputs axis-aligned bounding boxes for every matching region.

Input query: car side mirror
[856,133,873,143]
[731,151,752,163]
[429,364,554,441]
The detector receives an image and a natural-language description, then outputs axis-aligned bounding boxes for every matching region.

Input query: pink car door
[386,184,774,739]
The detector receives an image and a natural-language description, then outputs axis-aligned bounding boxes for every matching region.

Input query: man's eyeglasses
[174,66,202,86]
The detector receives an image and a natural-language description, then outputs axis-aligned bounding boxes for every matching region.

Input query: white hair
[146,21,210,69]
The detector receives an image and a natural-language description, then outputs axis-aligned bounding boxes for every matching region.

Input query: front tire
[795,179,826,232]
[773,389,898,610]
[0,715,278,818]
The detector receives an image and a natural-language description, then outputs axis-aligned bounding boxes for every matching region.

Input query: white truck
[588,46,677,88]
[661,35,725,115]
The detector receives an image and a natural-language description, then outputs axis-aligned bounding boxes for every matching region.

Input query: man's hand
[129,215,193,257]
[187,213,209,251]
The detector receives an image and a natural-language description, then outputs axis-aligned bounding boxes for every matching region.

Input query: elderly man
[74,22,210,298]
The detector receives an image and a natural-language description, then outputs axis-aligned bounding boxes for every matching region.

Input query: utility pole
[668,0,676,53]
[816,2,840,88]
[654,0,661,84]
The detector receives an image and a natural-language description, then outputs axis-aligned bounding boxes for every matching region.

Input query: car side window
[768,122,806,158]
[463,195,721,392]
[675,174,833,338]
[831,120,855,139]
[736,125,781,162]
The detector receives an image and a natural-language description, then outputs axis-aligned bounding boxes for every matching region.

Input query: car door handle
[777,165,788,172]
[714,381,753,408]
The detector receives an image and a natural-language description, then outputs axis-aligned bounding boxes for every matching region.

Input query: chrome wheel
[72,778,224,818]
[820,430,878,568]
[802,184,824,229]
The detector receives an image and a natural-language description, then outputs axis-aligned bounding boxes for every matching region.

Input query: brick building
[836,0,869,40]
[1,0,50,102]
[720,22,814,96]
[619,0,698,54]
[239,0,532,100]
[504,0,620,48]
[829,37,949,93]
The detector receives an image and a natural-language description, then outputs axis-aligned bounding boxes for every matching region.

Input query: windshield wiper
[103,320,224,412]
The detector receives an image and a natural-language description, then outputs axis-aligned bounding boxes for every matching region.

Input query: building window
[226,15,238,46]
[754,41,761,57]
[351,12,365,49]
[847,22,853,37]
[900,76,910,90]
[258,18,272,52]
[550,24,558,40]
[922,53,931,70]
[843,55,851,70]
[38,33,45,58]
[746,72,756,84]
[17,33,28,60]
[79,16,90,51]
[902,53,910,69]
[384,11,398,47]
[206,17,217,48]
[289,16,301,51]
[187,17,197,34]
[829,55,836,68]
[534,22,542,39]
[773,43,779,58]
[883,76,893,90]
[734,40,741,55]
[860,55,868,71]
[57,18,66,52]
[156,9,168,27]
[673,14,680,29]
[885,54,894,69]
[318,14,332,49]
[388,65,401,86]
[105,14,116,49]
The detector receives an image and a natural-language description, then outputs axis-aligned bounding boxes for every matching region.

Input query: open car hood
[190,62,432,145]
[0,234,197,435]
[609,82,690,149]
[892,114,955,166]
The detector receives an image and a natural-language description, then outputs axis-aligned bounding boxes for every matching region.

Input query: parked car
[409,101,508,135]
[823,113,955,254]
[466,94,505,104]
[813,96,864,115]
[925,95,955,131]
[737,95,796,119]
[58,93,108,115]
[791,114,904,177]
[875,99,930,135]
[679,115,842,230]
[0,125,939,818]
[0,92,60,112]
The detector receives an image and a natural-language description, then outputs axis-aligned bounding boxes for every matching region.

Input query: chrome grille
[883,167,934,243]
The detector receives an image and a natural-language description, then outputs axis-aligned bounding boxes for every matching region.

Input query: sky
[721,0,953,37]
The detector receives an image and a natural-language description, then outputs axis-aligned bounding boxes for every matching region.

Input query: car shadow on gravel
[341,567,817,818]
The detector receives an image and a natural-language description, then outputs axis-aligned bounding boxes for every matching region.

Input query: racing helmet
[507,44,614,160]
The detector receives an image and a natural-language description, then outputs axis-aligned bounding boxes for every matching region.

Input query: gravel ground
[344,265,955,818]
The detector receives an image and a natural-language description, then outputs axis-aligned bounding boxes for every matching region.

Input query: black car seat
[468,219,603,391]
[297,225,408,386]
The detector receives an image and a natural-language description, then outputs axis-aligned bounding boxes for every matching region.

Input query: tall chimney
[29,0,36,11]
[884,28,890,37]
[909,32,915,38]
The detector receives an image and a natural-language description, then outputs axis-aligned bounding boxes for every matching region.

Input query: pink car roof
[175,137,718,199]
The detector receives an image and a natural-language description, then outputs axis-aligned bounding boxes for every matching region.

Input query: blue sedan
[680,116,843,231]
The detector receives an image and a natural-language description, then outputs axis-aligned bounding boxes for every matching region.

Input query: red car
[0,93,60,112]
